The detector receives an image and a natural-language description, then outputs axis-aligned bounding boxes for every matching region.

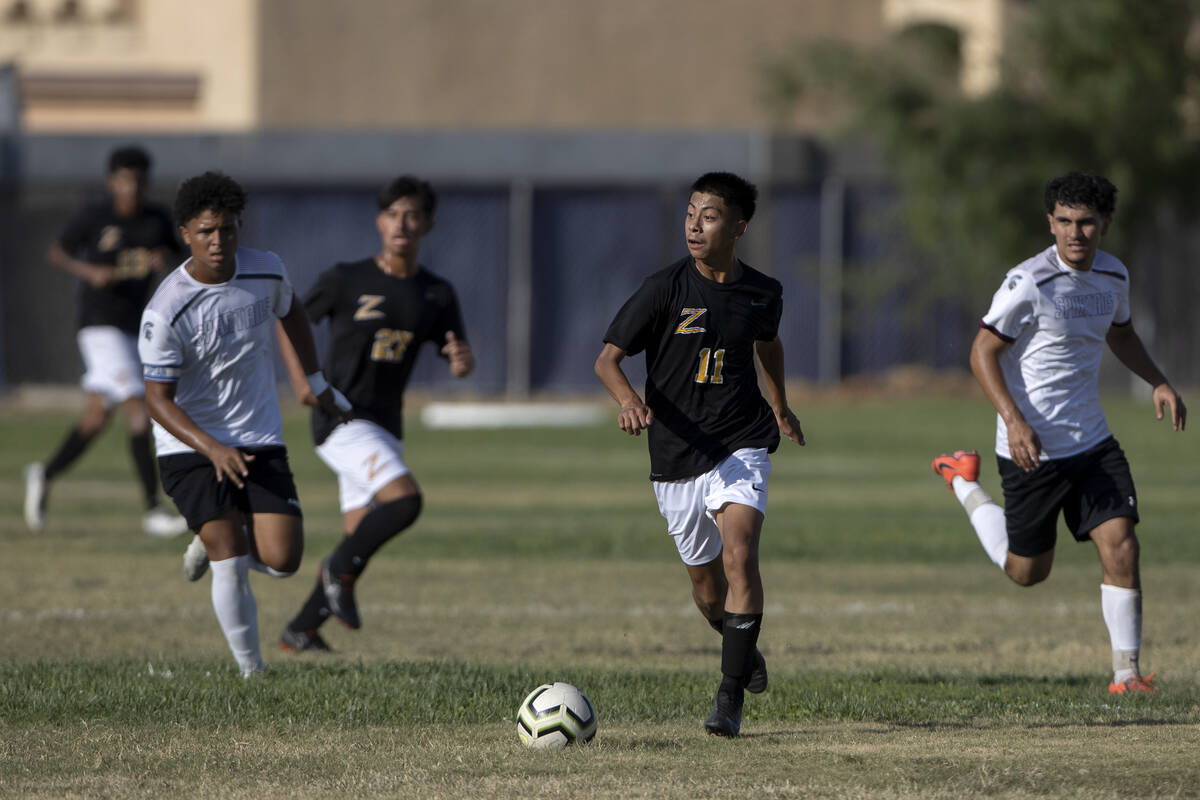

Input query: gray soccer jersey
[138,248,295,456]
[980,245,1131,460]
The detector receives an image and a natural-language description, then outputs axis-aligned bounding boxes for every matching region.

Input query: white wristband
[307,371,352,413]
[306,371,329,396]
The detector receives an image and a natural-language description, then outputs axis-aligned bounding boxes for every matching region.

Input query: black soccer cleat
[320,558,361,630]
[704,684,744,738]
[280,626,332,653]
[745,648,768,694]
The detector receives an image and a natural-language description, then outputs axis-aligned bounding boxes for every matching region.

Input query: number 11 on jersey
[695,348,725,384]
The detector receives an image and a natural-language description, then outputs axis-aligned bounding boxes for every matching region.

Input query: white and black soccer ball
[516,681,598,749]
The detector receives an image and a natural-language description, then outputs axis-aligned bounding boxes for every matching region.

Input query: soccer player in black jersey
[23,145,188,538]
[278,175,474,653]
[595,171,804,737]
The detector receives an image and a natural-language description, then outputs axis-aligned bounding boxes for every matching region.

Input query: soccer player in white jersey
[596,172,805,737]
[138,171,350,677]
[933,172,1186,694]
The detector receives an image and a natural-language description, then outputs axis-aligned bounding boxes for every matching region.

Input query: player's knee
[377,492,422,531]
[692,588,723,620]
[1007,563,1051,587]
[267,553,302,575]
[77,412,109,438]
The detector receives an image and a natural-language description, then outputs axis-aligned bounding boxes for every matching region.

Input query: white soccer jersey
[980,245,1131,460]
[138,248,295,456]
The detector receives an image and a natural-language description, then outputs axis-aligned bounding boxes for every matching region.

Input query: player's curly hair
[377,175,437,217]
[108,145,151,174]
[1044,172,1117,217]
[691,172,758,222]
[174,171,247,226]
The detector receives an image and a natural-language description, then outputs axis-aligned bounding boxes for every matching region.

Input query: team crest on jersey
[98,225,122,252]
[675,308,707,335]
[142,321,154,341]
[354,294,387,321]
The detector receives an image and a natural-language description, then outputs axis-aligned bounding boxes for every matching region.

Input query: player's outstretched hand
[442,331,474,378]
[205,444,255,489]
[1152,382,1186,431]
[618,401,653,436]
[777,407,805,445]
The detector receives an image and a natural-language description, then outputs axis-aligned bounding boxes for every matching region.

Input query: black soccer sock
[327,494,423,577]
[288,579,332,633]
[129,432,159,510]
[720,611,763,685]
[708,617,724,634]
[43,427,93,481]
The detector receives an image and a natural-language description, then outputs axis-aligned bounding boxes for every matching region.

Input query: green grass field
[2,392,1199,798]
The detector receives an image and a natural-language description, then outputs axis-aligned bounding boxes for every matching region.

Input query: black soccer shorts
[158,446,301,532]
[998,436,1138,558]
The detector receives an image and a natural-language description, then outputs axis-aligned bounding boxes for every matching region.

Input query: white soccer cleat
[143,506,189,538]
[23,462,46,532]
[182,534,210,581]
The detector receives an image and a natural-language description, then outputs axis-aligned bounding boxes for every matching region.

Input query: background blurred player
[278,175,473,653]
[24,145,187,538]
[594,171,804,737]
[139,171,350,677]
[933,172,1186,694]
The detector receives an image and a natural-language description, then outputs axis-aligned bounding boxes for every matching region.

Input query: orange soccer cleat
[1109,672,1157,695]
[931,450,980,490]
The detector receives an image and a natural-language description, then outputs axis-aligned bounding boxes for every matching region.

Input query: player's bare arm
[278,301,352,423]
[1106,324,1187,431]
[754,337,805,446]
[275,320,317,407]
[970,327,1042,471]
[143,379,254,488]
[46,241,115,289]
[441,330,475,378]
[594,343,653,436]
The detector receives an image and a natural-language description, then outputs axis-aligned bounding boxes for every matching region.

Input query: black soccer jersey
[307,259,467,446]
[58,200,181,334]
[603,257,783,481]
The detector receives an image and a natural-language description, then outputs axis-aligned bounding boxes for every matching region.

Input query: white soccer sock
[210,555,263,677]
[952,476,1008,569]
[1100,584,1142,682]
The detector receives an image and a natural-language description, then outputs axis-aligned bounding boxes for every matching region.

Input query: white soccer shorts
[651,447,772,566]
[77,325,144,404]
[315,419,410,512]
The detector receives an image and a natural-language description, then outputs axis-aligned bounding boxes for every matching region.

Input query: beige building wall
[257,0,886,130]
[4,0,1010,133]
[1,0,258,130]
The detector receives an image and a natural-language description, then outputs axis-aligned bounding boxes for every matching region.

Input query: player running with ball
[595,171,804,737]
[933,172,1186,694]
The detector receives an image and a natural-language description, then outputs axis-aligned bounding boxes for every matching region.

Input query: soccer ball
[516,682,598,749]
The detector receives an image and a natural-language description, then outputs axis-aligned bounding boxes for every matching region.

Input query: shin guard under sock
[721,611,763,684]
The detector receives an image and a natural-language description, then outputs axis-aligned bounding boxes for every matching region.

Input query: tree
[760,0,1200,330]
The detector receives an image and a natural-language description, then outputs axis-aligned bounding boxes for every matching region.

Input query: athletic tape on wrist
[306,371,329,396]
